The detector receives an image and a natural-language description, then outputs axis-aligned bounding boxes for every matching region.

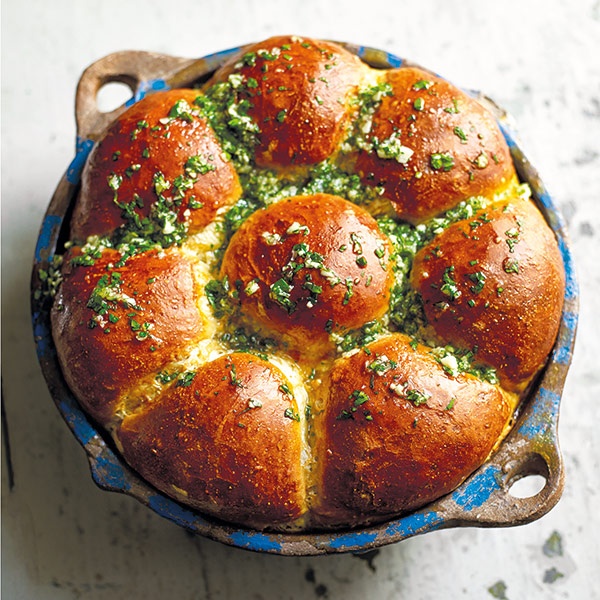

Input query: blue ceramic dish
[31,43,578,555]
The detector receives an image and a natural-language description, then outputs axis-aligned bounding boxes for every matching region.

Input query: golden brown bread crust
[116,352,307,528]
[49,35,566,531]
[209,35,369,168]
[51,247,204,423]
[220,193,393,351]
[312,334,512,526]
[71,89,241,241]
[355,67,516,223]
[411,195,565,392]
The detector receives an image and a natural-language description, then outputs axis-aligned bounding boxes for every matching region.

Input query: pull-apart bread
[51,35,565,530]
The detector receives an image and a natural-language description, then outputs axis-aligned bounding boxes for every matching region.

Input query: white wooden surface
[2,1,600,598]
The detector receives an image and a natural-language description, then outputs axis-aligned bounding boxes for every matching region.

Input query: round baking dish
[31,42,578,555]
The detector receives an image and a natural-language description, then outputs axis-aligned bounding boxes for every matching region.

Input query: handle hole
[506,452,550,499]
[508,474,547,498]
[96,81,134,113]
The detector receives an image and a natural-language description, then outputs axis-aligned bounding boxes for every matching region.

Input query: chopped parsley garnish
[503,258,520,274]
[336,320,385,353]
[205,278,235,319]
[469,271,486,294]
[35,255,64,300]
[412,79,434,90]
[337,389,371,420]
[453,126,468,142]
[440,266,461,300]
[284,407,300,421]
[175,371,197,387]
[405,388,430,406]
[367,355,397,375]
[168,99,195,122]
[444,98,460,114]
[430,152,455,172]
[342,82,393,154]
[185,155,216,176]
[505,227,520,253]
[474,152,489,169]
[389,381,430,405]
[107,172,123,192]
[269,278,295,313]
[220,326,277,359]
[156,370,180,384]
[430,345,498,384]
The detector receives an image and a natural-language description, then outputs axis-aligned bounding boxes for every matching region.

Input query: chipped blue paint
[452,464,502,511]
[558,235,579,302]
[147,494,206,530]
[89,450,132,493]
[34,214,62,262]
[517,387,561,440]
[32,312,53,359]
[126,78,170,106]
[58,398,96,447]
[383,51,403,68]
[498,121,519,149]
[228,531,284,553]
[327,529,379,551]
[66,137,94,184]
[536,189,559,215]
[384,510,444,538]
[552,311,579,364]
[354,45,403,68]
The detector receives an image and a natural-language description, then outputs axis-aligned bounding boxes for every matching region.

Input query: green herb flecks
[412,79,434,91]
[301,161,382,206]
[270,278,295,314]
[194,77,260,170]
[542,530,563,558]
[156,370,180,385]
[336,320,385,353]
[469,271,487,294]
[430,345,498,384]
[337,389,372,420]
[503,257,519,274]
[367,355,397,375]
[35,255,64,300]
[175,371,197,388]
[342,81,393,155]
[220,326,277,360]
[205,277,236,319]
[389,381,430,406]
[430,152,455,172]
[372,132,414,164]
[284,407,300,421]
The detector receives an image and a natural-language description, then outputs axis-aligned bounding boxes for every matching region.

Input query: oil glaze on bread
[50,35,565,531]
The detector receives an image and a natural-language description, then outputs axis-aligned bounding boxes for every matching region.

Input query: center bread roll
[50,35,565,531]
[221,193,394,354]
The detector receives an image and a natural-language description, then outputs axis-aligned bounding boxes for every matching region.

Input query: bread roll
[117,352,307,529]
[52,247,204,424]
[221,193,393,352]
[208,35,370,169]
[411,194,565,392]
[355,67,516,222]
[312,334,513,527]
[49,35,565,531]
[72,89,241,241]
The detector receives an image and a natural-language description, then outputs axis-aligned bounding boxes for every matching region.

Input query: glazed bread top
[50,35,565,531]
